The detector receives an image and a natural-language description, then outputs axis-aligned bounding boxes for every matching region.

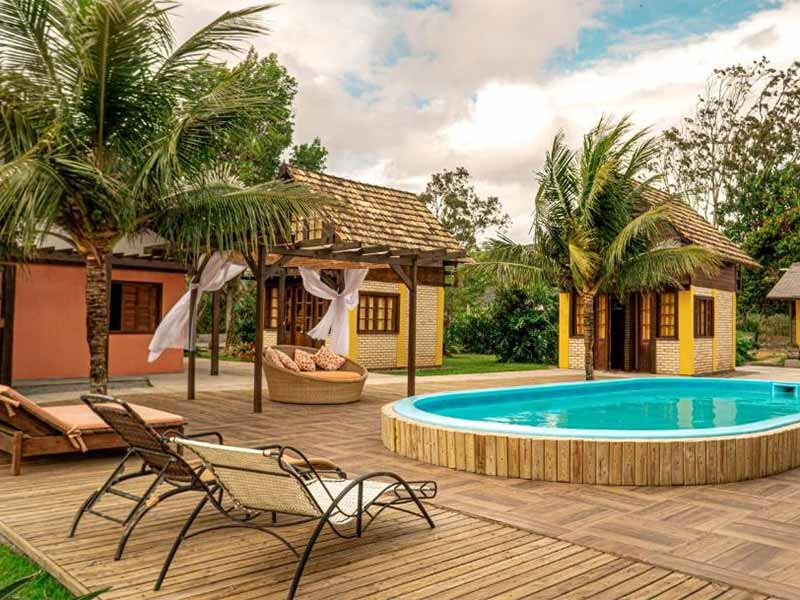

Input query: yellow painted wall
[678,289,694,375]
[796,299,800,348]
[711,289,718,372]
[434,287,445,366]
[559,292,570,369]
[733,293,737,368]
[347,307,358,361]
[396,284,408,368]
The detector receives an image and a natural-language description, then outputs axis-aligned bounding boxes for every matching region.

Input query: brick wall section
[716,290,734,371]
[568,338,584,370]
[655,339,679,374]
[695,338,713,374]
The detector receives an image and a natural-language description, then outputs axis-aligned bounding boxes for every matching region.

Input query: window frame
[656,291,678,339]
[358,292,400,335]
[570,292,585,338]
[694,296,715,338]
[109,280,162,335]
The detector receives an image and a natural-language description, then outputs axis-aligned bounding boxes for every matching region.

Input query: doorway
[609,298,626,370]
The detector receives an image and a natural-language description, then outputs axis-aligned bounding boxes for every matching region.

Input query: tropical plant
[0,0,321,393]
[480,117,720,379]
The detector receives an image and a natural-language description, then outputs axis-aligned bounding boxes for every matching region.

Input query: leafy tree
[290,137,328,172]
[661,59,800,316]
[420,167,510,249]
[0,1,320,393]
[481,117,720,380]
[489,288,558,364]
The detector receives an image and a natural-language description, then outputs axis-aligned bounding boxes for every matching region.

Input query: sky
[171,0,800,242]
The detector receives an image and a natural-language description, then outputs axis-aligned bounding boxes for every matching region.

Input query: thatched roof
[767,263,800,300]
[281,165,462,252]
[641,187,758,268]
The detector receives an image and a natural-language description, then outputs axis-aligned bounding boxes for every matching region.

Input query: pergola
[188,166,467,412]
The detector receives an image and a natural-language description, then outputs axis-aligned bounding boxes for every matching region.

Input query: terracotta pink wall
[12,264,185,381]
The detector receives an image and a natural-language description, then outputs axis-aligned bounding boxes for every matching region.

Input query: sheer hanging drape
[148,252,246,362]
[299,267,369,355]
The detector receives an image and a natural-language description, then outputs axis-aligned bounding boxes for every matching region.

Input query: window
[640,292,652,341]
[694,297,714,338]
[358,293,399,334]
[570,292,585,337]
[109,281,161,334]
[657,292,677,338]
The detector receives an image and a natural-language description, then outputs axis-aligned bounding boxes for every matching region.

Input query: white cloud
[171,0,800,242]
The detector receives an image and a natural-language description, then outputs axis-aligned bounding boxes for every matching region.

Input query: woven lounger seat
[264,345,367,405]
[155,439,436,598]
[0,385,185,475]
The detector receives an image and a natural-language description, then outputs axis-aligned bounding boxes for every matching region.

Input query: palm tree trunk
[85,251,111,394]
[583,293,596,381]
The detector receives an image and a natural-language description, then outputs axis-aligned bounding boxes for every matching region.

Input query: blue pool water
[393,378,800,439]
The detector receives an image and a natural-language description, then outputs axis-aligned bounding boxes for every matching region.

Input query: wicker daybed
[263,345,367,405]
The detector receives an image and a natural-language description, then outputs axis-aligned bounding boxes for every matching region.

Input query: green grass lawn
[378,353,550,377]
[0,545,74,599]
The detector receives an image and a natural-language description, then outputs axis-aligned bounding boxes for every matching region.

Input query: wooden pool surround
[381,403,800,486]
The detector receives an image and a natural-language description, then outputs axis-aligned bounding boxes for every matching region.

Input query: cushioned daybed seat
[263,345,367,405]
[0,385,185,475]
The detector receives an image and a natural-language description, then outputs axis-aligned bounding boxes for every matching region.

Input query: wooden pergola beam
[253,245,266,413]
[187,254,211,400]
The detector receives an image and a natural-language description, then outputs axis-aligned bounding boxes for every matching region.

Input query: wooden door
[637,292,656,373]
[286,285,329,347]
[594,294,609,370]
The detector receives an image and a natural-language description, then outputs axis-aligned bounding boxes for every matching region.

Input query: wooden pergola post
[253,244,266,413]
[407,259,418,397]
[210,290,220,376]
[277,268,287,344]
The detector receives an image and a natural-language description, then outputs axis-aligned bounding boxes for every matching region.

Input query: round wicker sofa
[263,345,368,405]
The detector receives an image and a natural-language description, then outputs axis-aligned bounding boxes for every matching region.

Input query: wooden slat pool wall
[382,405,800,486]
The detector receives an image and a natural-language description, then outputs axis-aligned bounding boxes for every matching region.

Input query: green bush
[232,290,257,344]
[489,289,558,363]
[444,308,494,355]
[444,287,558,364]
[736,332,755,365]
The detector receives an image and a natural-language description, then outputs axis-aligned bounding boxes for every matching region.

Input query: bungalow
[263,166,464,371]
[558,188,758,375]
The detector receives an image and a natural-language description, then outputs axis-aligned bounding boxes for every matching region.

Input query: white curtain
[148,252,246,362]
[299,267,369,355]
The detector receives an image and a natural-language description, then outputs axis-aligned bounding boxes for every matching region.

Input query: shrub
[736,332,755,365]
[444,287,558,364]
[489,289,558,363]
[445,308,494,355]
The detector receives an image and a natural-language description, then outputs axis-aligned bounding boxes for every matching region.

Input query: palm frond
[150,179,325,258]
[156,4,276,87]
[0,154,66,253]
[604,204,671,273]
[0,0,68,96]
[615,244,721,295]
[473,236,550,288]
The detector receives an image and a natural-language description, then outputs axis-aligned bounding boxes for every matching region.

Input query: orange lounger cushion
[45,403,186,433]
[301,371,363,383]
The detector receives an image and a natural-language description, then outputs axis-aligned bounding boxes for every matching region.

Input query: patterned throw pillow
[313,345,346,371]
[265,348,284,368]
[269,348,300,372]
[294,349,317,372]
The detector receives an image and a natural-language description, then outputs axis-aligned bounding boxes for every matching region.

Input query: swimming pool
[382,377,800,486]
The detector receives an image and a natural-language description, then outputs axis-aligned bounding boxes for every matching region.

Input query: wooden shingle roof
[767,263,800,300]
[641,187,758,268]
[281,165,462,252]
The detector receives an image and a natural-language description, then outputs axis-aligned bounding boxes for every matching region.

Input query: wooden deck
[0,374,797,598]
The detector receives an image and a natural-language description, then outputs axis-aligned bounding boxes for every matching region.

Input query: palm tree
[0,1,320,393]
[482,117,720,380]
